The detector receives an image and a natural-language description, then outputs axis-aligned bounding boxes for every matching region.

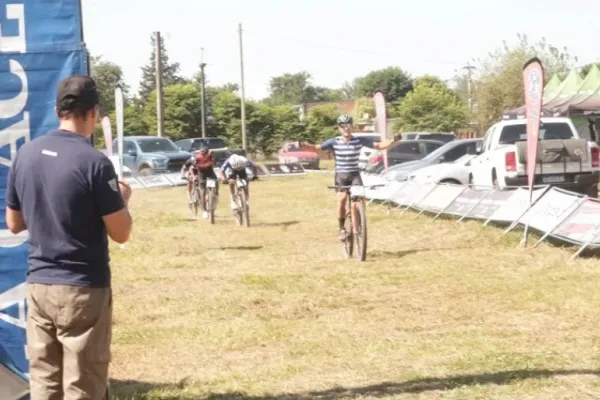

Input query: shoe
[202,211,209,219]
[339,229,348,241]
[230,200,237,210]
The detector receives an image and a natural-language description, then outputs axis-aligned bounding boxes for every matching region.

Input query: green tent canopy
[557,65,600,116]
[543,69,583,110]
[543,74,562,103]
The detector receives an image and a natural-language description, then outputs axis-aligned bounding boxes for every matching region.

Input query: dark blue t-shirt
[5,130,125,287]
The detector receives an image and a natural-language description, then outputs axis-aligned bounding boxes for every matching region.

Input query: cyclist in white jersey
[300,114,401,240]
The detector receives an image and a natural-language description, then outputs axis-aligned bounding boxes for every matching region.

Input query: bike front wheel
[342,212,354,259]
[191,187,201,218]
[354,201,368,261]
[239,189,250,227]
[207,189,216,224]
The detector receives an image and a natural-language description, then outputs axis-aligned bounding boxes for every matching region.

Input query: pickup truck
[175,137,246,167]
[468,117,600,197]
[113,136,193,176]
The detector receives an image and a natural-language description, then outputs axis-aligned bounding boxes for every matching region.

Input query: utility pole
[238,23,247,151]
[199,47,207,138]
[155,31,164,137]
[463,63,475,115]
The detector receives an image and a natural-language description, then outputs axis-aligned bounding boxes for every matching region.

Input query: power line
[243,29,465,67]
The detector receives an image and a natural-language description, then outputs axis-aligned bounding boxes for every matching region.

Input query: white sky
[82,0,600,100]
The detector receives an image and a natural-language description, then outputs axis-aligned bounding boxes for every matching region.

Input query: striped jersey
[320,136,363,172]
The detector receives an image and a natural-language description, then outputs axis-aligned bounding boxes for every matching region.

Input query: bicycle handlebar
[327,184,386,190]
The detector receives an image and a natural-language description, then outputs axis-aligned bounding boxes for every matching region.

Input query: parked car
[174,137,246,167]
[408,153,477,185]
[365,139,444,174]
[113,136,192,176]
[352,132,387,170]
[382,138,482,182]
[468,117,600,197]
[278,141,319,169]
[402,132,456,143]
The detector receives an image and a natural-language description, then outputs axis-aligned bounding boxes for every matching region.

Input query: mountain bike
[230,177,250,227]
[327,184,385,261]
[204,178,218,224]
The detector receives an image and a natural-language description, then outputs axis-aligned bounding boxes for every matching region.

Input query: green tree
[211,91,242,145]
[90,56,128,116]
[396,79,468,132]
[143,84,202,141]
[306,104,338,143]
[354,67,413,102]
[108,97,148,136]
[473,34,577,128]
[266,71,343,105]
[138,34,183,100]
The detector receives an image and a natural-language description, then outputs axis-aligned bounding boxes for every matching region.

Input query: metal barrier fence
[125,163,307,190]
[360,173,600,260]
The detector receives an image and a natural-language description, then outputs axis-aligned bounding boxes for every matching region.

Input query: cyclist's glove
[393,133,402,142]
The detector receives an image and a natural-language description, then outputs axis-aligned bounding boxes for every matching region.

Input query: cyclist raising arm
[300,114,401,240]
[219,154,258,210]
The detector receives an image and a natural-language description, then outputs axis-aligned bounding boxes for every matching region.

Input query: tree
[138,34,182,100]
[305,104,338,143]
[143,84,202,140]
[267,71,312,105]
[354,67,413,102]
[211,91,243,146]
[109,97,148,136]
[473,34,577,128]
[90,56,128,116]
[266,71,343,105]
[341,81,357,99]
[396,79,469,132]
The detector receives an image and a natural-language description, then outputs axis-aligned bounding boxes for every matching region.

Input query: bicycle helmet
[229,154,247,169]
[337,114,353,125]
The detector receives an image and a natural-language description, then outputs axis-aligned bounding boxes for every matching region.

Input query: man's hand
[393,133,403,142]
[118,179,132,203]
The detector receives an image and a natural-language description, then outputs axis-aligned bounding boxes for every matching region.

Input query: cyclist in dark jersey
[181,147,219,219]
[301,114,401,239]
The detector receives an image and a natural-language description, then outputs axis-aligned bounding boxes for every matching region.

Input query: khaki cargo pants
[27,283,112,400]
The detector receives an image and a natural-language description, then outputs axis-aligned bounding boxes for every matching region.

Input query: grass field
[110,173,600,399]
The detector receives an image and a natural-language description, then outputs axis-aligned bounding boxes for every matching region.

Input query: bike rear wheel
[354,201,368,261]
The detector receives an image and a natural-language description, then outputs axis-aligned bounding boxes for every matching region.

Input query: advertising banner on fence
[373,92,388,169]
[0,0,88,382]
[523,58,544,198]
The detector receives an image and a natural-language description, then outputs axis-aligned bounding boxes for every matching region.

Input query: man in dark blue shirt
[5,76,133,399]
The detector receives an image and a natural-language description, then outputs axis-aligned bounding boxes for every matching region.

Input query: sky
[81,0,600,101]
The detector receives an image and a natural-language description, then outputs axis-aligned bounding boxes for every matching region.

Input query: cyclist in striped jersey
[300,114,401,240]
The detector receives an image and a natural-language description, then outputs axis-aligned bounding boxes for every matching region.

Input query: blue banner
[0,0,87,381]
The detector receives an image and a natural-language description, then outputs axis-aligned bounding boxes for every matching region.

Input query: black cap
[56,76,99,114]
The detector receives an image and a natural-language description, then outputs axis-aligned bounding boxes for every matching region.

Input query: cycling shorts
[334,171,363,193]
[225,167,248,182]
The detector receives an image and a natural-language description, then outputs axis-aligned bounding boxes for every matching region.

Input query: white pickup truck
[468,117,600,197]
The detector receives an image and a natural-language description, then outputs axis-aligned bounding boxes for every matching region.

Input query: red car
[278,142,320,170]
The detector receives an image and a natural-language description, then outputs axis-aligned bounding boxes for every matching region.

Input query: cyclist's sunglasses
[337,123,352,128]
